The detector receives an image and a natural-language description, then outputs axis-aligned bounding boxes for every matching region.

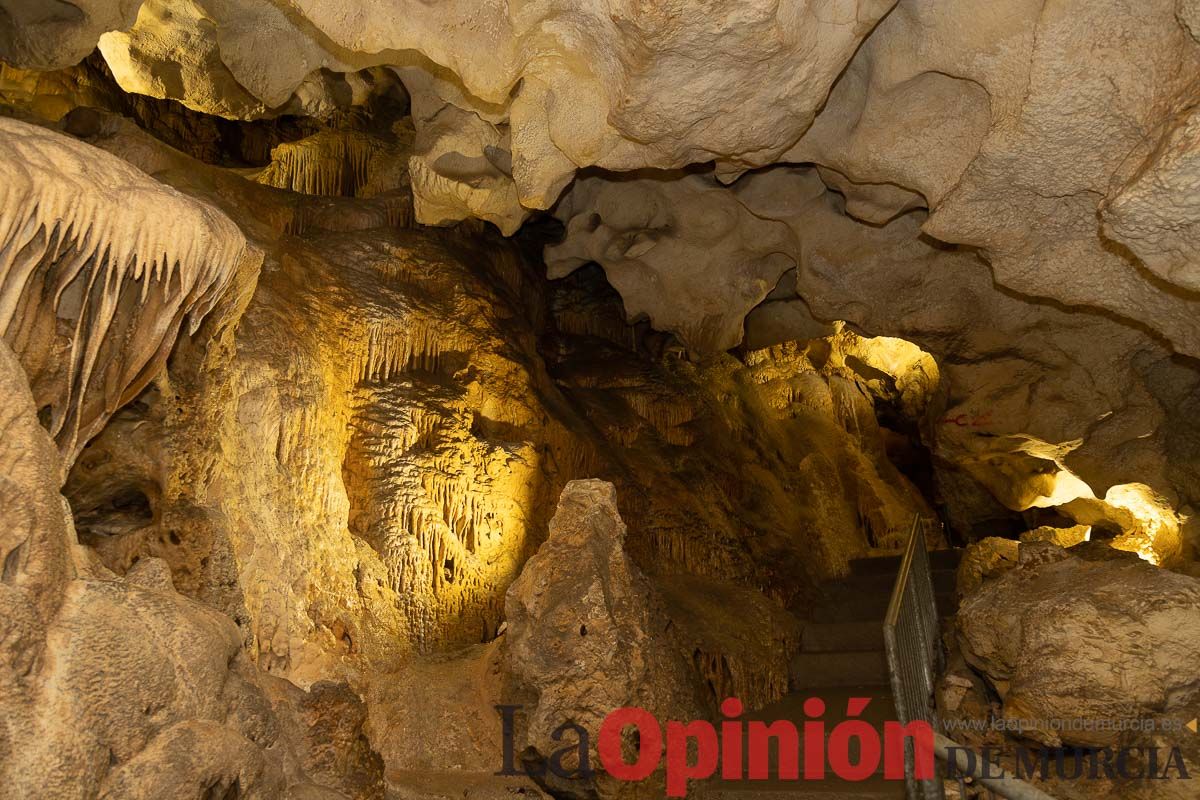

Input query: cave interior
[2,2,1200,799]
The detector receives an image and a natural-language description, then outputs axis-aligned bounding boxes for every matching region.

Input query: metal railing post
[884,516,1058,800]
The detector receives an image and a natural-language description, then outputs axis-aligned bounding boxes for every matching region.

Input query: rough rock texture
[61,0,896,205]
[0,108,925,800]
[552,164,1199,560]
[0,0,141,70]
[503,479,705,795]
[259,678,386,800]
[4,5,1200,795]
[0,336,381,800]
[364,641,509,778]
[0,116,250,464]
[48,113,927,690]
[8,0,1189,359]
[659,575,801,712]
[2,0,1197,559]
[1101,104,1200,293]
[955,536,1020,600]
[958,549,1200,749]
[0,1,1197,353]
[546,173,799,354]
[91,0,413,122]
[162,223,570,676]
[401,68,528,236]
[44,111,583,679]
[1019,524,1091,549]
[0,109,384,800]
[549,327,937,591]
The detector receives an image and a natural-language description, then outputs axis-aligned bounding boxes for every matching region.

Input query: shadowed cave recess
[1,2,1200,799]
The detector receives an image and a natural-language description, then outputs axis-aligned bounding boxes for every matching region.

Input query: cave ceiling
[2,0,1200,570]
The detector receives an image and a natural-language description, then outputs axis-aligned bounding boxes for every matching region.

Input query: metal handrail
[883,515,944,800]
[884,516,1058,800]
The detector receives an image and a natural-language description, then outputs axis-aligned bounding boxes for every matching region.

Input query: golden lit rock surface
[4,4,1198,540]
[5,0,1192,361]
[4,110,959,800]
[1,4,1199,797]
[956,536,1020,601]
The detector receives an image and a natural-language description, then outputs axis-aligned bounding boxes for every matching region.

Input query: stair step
[802,621,885,653]
[812,590,957,623]
[848,549,962,576]
[791,651,888,689]
[749,685,897,727]
[838,572,896,594]
[833,570,957,597]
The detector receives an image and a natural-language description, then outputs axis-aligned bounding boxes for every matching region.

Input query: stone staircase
[697,549,962,799]
[386,551,963,800]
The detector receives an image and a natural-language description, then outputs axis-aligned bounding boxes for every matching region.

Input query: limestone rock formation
[659,575,801,713]
[45,114,925,691]
[43,109,580,676]
[95,0,396,121]
[1019,524,1091,549]
[1101,105,1200,293]
[955,536,1020,600]
[0,0,882,221]
[0,0,1196,554]
[401,68,528,236]
[364,641,509,778]
[957,549,1200,749]
[259,678,386,800]
[0,116,250,465]
[549,163,1197,560]
[0,105,386,800]
[546,172,799,354]
[3,3,1200,797]
[1,1,1197,362]
[0,336,380,800]
[0,0,141,70]
[503,479,705,795]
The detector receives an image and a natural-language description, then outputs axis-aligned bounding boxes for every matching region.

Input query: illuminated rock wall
[32,112,928,709]
[2,5,1198,794]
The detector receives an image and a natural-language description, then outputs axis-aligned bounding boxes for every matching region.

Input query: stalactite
[0,117,246,461]
[338,368,553,652]
[487,247,526,298]
[353,322,466,383]
[619,389,696,446]
[690,646,791,712]
[255,131,388,198]
[830,375,877,450]
[554,309,639,349]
